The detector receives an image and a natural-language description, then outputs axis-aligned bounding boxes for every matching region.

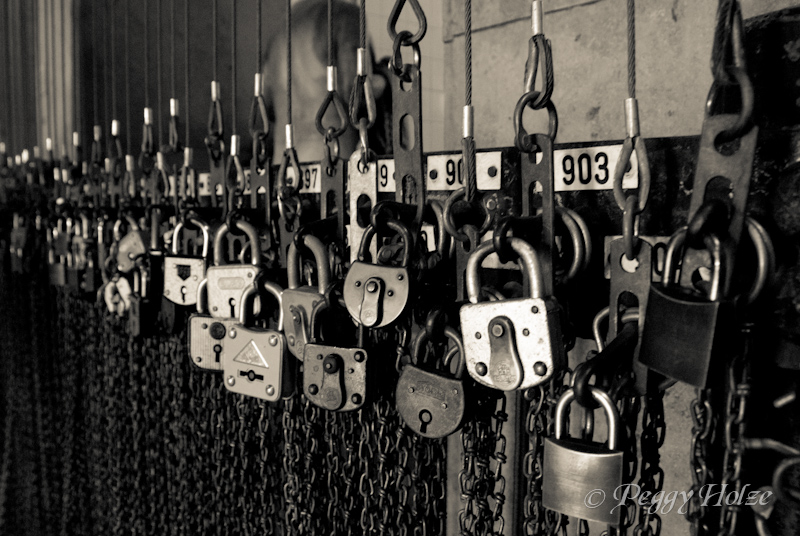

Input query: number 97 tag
[554,144,638,193]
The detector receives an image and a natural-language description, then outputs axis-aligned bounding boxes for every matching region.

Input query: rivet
[288,335,295,346]
[366,281,378,293]
[476,362,488,376]
[266,385,275,396]
[397,273,404,281]
[475,332,482,339]
[269,335,278,346]
[354,351,365,362]
[452,388,459,395]
[534,362,548,376]
[441,403,448,409]
[355,280,362,287]
[531,306,539,314]
[247,272,253,278]
[201,323,208,329]
[226,376,235,386]
[165,289,170,295]
[491,323,504,337]
[229,328,237,339]
[349,368,355,374]
[387,290,394,297]
[522,328,530,336]
[351,394,362,405]
[195,356,202,363]
[317,353,324,360]
[408,386,415,393]
[212,306,218,312]
[308,384,319,395]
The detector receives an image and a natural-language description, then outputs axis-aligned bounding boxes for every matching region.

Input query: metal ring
[744,217,773,304]
[513,90,558,152]
[443,188,493,243]
[591,307,640,352]
[621,195,641,261]
[554,206,584,282]
[390,31,421,79]
[558,206,592,273]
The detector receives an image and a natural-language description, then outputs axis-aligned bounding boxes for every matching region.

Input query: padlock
[222,282,293,402]
[542,386,624,525]
[283,234,331,359]
[638,229,733,388]
[47,226,66,286]
[303,299,368,412]
[128,264,152,338]
[163,215,210,333]
[343,219,412,328]
[189,279,237,371]
[396,326,467,438]
[459,237,565,391]
[115,215,147,273]
[205,219,262,319]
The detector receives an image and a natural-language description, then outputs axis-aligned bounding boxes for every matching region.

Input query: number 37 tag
[554,143,638,192]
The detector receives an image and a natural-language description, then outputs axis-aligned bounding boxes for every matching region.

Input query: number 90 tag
[554,144,638,193]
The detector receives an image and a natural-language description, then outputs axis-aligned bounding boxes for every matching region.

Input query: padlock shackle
[554,387,619,451]
[239,285,259,325]
[171,216,210,257]
[443,325,466,380]
[287,234,331,292]
[195,278,208,314]
[239,281,285,328]
[212,219,261,266]
[663,227,727,301]
[466,237,544,304]
[357,219,412,267]
[308,298,329,344]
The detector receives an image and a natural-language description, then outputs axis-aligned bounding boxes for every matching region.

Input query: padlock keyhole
[229,297,236,318]
[213,344,222,363]
[418,409,432,434]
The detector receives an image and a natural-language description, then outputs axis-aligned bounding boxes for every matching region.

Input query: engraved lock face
[188,314,240,372]
[542,387,623,525]
[116,230,148,273]
[222,326,289,402]
[396,366,465,439]
[638,230,731,388]
[303,344,368,412]
[343,262,410,328]
[460,297,563,391]
[164,258,206,306]
[205,265,258,319]
[283,288,325,359]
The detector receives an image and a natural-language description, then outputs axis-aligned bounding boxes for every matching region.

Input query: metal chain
[716,324,752,536]
[283,394,302,536]
[325,410,344,536]
[299,395,323,534]
[686,388,715,536]
[634,392,665,536]
[489,394,509,536]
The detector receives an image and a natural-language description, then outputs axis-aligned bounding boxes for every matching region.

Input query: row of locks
[1,0,797,534]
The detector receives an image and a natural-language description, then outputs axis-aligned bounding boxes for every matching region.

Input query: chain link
[686,388,715,536]
[634,392,665,536]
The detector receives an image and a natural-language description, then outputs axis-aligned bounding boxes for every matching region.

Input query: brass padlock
[542,386,623,525]
[343,219,412,328]
[638,228,733,388]
[222,283,293,402]
[303,300,368,412]
[396,326,467,438]
[283,234,331,359]
[163,215,210,333]
[205,219,262,319]
[459,237,565,391]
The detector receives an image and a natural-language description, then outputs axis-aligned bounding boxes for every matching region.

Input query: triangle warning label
[234,340,269,369]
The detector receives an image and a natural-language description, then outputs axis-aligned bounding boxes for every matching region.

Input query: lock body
[222,326,292,402]
[188,314,239,372]
[206,265,258,319]
[639,283,732,387]
[343,262,410,328]
[303,344,367,411]
[460,297,564,390]
[395,366,465,438]
[116,230,147,272]
[542,437,624,524]
[283,288,326,359]
[164,257,206,306]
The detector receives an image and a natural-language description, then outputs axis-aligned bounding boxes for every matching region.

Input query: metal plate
[303,344,367,412]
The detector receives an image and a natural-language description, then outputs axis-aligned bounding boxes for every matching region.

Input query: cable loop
[316,90,349,140]
[139,123,155,174]
[390,31,421,80]
[349,75,377,130]
[277,146,303,200]
[513,90,558,152]
[168,115,181,152]
[356,118,376,171]
[387,0,427,46]
[249,93,270,139]
[226,153,245,213]
[523,34,554,110]
[611,135,650,215]
[206,97,224,161]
